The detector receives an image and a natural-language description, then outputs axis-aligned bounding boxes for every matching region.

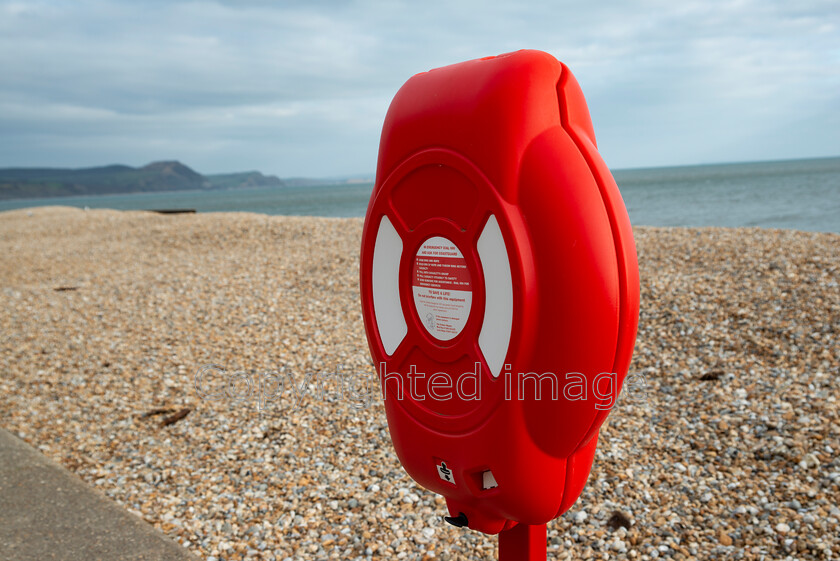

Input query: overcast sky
[1,0,838,177]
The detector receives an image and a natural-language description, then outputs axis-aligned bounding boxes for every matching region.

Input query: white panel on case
[372,216,407,355]
[477,215,513,377]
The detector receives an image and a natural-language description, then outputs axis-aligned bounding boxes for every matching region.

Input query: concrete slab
[0,428,198,561]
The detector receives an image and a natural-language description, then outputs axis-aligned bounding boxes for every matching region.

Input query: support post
[498,523,547,561]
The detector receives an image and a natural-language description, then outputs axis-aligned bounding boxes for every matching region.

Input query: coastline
[1,206,838,560]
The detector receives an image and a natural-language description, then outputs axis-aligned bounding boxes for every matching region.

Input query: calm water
[613,157,840,233]
[1,157,838,233]
[0,182,376,219]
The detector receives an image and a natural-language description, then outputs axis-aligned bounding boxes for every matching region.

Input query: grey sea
[1,157,838,233]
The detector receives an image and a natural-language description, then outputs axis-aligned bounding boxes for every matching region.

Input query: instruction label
[412,237,472,340]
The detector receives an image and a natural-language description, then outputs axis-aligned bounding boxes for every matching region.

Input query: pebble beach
[1,206,838,560]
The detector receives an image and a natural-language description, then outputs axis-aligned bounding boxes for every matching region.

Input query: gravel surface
[1,206,838,561]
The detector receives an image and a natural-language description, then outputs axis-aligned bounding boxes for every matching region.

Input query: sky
[1,0,838,178]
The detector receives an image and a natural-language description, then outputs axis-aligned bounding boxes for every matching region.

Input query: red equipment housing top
[359,50,640,534]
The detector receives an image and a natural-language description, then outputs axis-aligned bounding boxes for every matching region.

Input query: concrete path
[0,428,198,561]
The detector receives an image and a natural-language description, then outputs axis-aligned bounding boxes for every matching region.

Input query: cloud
[0,0,838,175]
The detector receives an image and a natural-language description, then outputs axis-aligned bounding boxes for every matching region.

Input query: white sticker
[412,237,473,341]
[437,461,456,485]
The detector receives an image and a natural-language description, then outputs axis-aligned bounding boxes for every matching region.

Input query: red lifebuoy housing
[360,50,640,535]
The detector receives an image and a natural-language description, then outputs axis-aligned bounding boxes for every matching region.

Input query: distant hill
[0,161,285,200]
[205,171,284,190]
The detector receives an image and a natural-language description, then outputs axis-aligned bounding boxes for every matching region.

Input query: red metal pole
[498,523,547,561]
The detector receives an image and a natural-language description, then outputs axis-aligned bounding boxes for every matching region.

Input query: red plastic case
[360,50,639,534]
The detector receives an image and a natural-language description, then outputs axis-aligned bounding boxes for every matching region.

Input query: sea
[1,157,838,233]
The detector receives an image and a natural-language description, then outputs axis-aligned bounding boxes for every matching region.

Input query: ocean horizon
[1,156,838,233]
